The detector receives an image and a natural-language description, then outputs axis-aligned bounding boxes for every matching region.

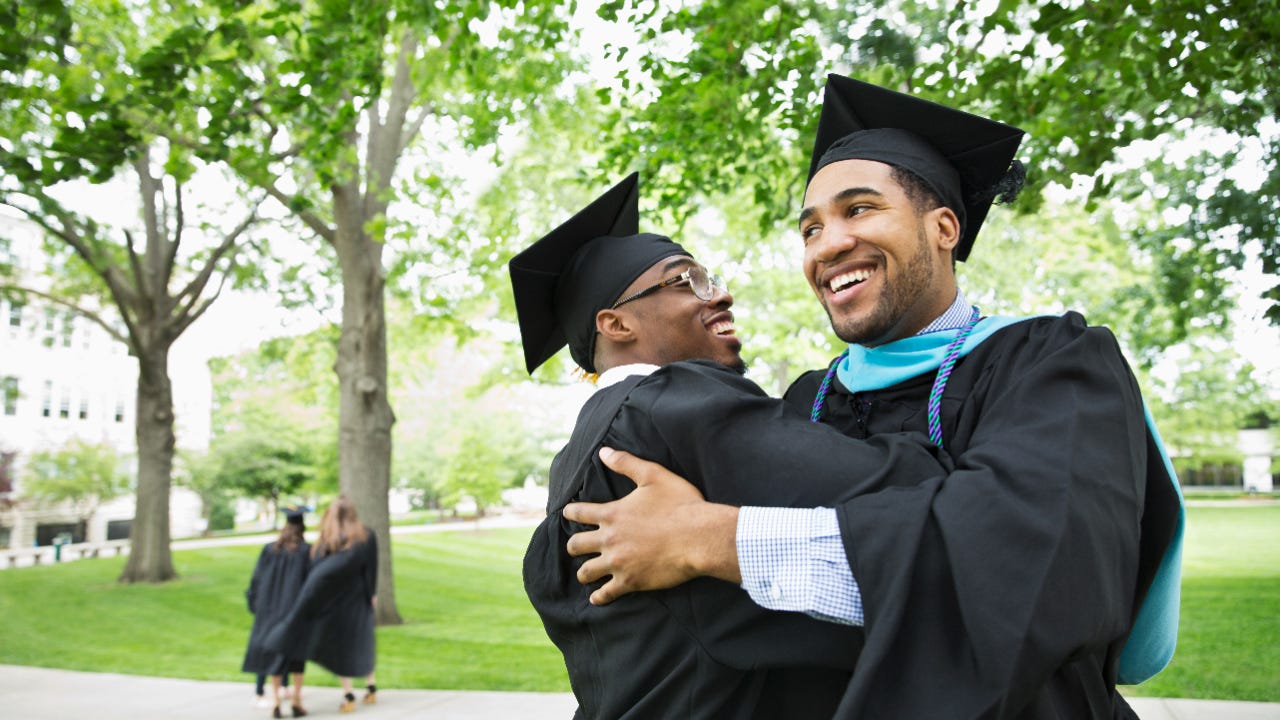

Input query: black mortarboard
[509,173,689,374]
[807,74,1026,261]
[282,505,308,524]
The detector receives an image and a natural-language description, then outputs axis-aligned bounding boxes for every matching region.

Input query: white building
[0,213,210,548]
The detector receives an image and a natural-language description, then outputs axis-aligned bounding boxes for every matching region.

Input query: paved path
[0,665,578,720]
[2,665,1278,719]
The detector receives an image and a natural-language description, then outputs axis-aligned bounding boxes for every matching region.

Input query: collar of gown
[596,363,661,389]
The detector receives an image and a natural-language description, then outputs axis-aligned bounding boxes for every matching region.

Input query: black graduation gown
[266,532,378,678]
[242,540,311,675]
[785,313,1181,720]
[524,359,954,720]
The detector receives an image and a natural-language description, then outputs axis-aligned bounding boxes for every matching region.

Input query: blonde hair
[311,495,369,559]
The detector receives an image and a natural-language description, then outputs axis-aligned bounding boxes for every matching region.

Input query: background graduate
[564,75,1185,720]
[266,495,378,714]
[242,504,311,718]
[511,173,956,719]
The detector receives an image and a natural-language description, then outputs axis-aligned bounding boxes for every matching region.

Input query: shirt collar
[917,289,971,336]
[596,363,661,388]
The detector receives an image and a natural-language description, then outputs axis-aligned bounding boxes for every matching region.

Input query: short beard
[827,222,936,346]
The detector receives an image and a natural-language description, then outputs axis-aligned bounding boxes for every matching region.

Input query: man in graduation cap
[512,171,964,719]
[563,74,1185,719]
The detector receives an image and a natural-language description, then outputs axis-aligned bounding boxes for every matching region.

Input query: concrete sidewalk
[0,665,577,719]
[3,665,1278,719]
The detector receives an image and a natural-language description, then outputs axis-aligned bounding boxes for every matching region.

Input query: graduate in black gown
[266,496,378,714]
[243,505,311,718]
[563,75,1185,720]
[511,173,956,719]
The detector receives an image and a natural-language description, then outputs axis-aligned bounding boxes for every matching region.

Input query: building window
[41,380,53,418]
[114,398,125,423]
[7,300,22,329]
[42,308,56,347]
[58,391,70,419]
[2,376,17,416]
[60,312,74,348]
[78,397,89,420]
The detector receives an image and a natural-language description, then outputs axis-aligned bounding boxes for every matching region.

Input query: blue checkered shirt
[736,291,972,625]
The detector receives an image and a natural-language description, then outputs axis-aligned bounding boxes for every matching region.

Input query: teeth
[828,268,872,293]
[708,320,735,335]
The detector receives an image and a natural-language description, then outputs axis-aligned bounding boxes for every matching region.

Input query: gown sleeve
[246,545,269,614]
[600,361,955,669]
[831,316,1149,718]
[362,531,378,603]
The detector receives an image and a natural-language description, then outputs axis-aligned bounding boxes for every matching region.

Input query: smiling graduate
[512,172,953,720]
[558,75,1185,720]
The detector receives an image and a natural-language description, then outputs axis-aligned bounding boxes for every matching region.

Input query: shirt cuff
[736,506,863,626]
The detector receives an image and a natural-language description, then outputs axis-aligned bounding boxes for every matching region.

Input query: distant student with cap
[564,74,1186,719]
[243,504,311,718]
[266,496,378,714]
[512,172,957,719]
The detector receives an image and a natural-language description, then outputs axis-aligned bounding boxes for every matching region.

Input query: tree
[439,412,551,518]
[204,327,342,515]
[209,433,316,524]
[22,439,132,526]
[0,3,268,582]
[591,0,1279,335]
[1145,344,1268,476]
[121,0,581,623]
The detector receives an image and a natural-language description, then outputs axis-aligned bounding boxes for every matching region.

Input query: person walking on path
[267,496,378,713]
[242,505,311,718]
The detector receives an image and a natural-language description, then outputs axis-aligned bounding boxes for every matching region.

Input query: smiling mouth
[708,319,736,336]
[828,268,874,294]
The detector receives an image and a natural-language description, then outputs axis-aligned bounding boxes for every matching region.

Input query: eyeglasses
[611,266,727,310]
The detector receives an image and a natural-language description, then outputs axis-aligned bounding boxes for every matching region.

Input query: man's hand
[563,447,741,605]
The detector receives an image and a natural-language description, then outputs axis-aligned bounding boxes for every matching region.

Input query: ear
[928,206,961,253]
[595,309,636,344]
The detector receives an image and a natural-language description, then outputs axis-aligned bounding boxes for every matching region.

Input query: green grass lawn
[1123,503,1280,701]
[0,526,570,692]
[0,505,1277,700]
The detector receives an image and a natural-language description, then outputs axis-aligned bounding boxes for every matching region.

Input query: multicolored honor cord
[810,348,849,423]
[810,306,982,453]
[925,306,981,449]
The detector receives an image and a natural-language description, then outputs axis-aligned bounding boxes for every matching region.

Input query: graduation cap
[281,504,308,525]
[509,172,689,374]
[807,74,1026,261]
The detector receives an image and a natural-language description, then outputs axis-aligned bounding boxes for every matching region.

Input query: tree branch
[0,283,129,345]
[3,194,143,317]
[121,109,337,247]
[121,229,148,308]
[171,202,261,324]
[399,103,435,158]
[132,150,165,306]
[364,30,421,220]
[170,265,232,338]
[165,177,185,276]
[258,176,336,246]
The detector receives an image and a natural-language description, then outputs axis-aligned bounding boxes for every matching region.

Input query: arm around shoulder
[564,447,742,605]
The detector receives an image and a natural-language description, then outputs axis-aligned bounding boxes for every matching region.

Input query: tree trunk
[334,223,401,625]
[770,358,792,399]
[119,346,177,582]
